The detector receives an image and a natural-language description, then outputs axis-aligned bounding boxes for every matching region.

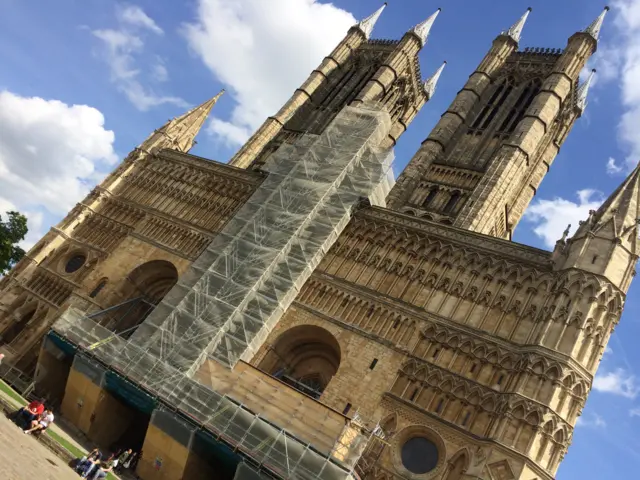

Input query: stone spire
[502,7,532,43]
[424,61,446,99]
[584,6,610,41]
[410,8,441,46]
[576,68,596,114]
[356,3,387,39]
[574,162,640,246]
[154,90,225,153]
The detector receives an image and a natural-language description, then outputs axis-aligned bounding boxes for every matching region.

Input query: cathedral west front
[0,5,631,480]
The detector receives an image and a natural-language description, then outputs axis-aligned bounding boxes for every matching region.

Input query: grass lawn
[0,380,25,404]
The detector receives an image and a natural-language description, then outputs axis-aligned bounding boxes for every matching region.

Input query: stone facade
[0,6,628,480]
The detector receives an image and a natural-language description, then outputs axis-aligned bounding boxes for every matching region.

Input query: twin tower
[230,4,606,243]
[1,4,634,480]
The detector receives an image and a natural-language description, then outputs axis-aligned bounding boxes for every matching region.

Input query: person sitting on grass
[14,399,44,429]
[23,408,54,435]
[90,453,118,480]
[76,447,102,478]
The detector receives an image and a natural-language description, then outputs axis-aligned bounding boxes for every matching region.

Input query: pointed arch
[526,411,541,426]
[379,413,398,437]
[445,448,470,480]
[512,404,526,419]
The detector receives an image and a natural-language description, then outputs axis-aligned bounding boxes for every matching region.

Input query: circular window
[65,254,86,273]
[401,437,439,474]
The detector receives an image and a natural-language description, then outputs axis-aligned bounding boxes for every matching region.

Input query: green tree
[0,211,28,275]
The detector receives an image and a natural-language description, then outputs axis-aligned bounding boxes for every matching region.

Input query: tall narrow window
[443,191,461,214]
[498,79,541,134]
[462,411,471,426]
[409,388,419,402]
[422,187,438,208]
[89,279,107,299]
[471,82,505,129]
[471,77,514,130]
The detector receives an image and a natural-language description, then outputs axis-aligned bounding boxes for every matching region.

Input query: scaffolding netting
[130,102,395,373]
[52,102,394,480]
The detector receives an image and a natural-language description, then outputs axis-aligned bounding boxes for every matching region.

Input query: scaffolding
[54,308,380,480]
[125,102,395,375]
[52,102,396,479]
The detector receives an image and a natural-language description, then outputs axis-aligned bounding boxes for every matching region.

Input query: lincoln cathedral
[0,5,630,480]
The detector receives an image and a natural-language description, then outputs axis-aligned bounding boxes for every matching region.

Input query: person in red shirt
[15,399,44,429]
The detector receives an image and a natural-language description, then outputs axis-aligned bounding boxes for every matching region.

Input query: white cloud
[183,0,356,146]
[630,407,640,417]
[151,57,169,82]
[606,156,624,175]
[593,368,640,399]
[587,1,640,172]
[207,118,251,147]
[576,413,607,428]
[0,91,116,232]
[522,189,604,248]
[583,45,622,88]
[93,6,186,111]
[117,4,163,35]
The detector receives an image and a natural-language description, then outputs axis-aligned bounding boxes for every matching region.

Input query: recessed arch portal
[258,325,341,399]
[125,260,179,303]
[109,260,179,336]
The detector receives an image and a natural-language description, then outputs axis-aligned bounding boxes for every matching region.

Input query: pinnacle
[191,89,225,116]
[583,6,609,41]
[576,69,596,114]
[158,89,225,153]
[356,3,387,39]
[424,61,446,100]
[410,8,441,47]
[575,161,640,242]
[503,7,532,43]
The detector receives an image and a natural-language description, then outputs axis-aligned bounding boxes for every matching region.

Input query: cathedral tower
[229,5,444,170]
[388,7,608,240]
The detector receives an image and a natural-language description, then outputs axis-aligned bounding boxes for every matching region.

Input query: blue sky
[1,0,639,477]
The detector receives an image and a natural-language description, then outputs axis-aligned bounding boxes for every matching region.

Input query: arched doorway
[107,260,178,337]
[258,325,341,399]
